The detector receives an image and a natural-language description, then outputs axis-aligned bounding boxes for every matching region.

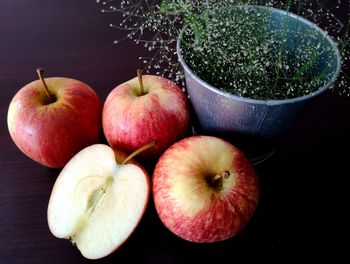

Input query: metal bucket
[177,6,341,164]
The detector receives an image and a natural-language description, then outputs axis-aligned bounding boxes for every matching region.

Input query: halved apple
[47,144,150,259]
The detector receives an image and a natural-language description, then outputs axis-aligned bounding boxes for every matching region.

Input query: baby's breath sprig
[97,0,184,84]
[97,0,350,99]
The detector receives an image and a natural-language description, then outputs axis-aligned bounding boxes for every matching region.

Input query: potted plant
[98,0,349,163]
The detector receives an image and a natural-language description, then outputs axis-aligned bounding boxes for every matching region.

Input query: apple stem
[36,68,54,103]
[122,140,156,164]
[137,69,145,96]
[213,174,222,181]
[213,171,230,181]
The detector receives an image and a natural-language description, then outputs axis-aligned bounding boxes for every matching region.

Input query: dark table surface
[1,1,349,263]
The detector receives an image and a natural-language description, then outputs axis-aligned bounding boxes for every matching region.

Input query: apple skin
[152,136,259,243]
[7,77,102,168]
[102,75,190,159]
[47,145,150,259]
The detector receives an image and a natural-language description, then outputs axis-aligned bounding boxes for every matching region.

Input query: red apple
[152,136,259,243]
[7,69,102,168]
[102,70,190,159]
[47,143,152,259]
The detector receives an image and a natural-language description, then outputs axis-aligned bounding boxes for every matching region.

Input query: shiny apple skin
[152,136,259,243]
[102,75,190,159]
[7,77,102,168]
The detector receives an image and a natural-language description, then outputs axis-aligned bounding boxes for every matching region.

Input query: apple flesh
[152,136,259,243]
[103,73,190,159]
[7,74,102,168]
[47,144,149,259]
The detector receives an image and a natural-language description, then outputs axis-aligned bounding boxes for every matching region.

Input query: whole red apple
[152,136,259,243]
[102,70,190,159]
[7,69,102,168]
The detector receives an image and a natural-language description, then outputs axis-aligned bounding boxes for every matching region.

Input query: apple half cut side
[47,144,150,259]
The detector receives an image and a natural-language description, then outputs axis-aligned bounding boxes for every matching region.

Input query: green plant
[97,0,350,100]
[179,4,339,99]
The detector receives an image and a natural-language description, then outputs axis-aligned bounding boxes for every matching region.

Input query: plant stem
[273,0,293,93]
[122,141,156,164]
[137,69,145,95]
[36,68,54,103]
[213,171,230,182]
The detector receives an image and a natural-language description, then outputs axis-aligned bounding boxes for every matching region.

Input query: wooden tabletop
[1,1,349,263]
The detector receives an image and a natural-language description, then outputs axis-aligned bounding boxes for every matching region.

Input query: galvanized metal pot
[177,6,341,164]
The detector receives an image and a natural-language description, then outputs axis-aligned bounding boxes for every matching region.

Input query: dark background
[0,1,349,263]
